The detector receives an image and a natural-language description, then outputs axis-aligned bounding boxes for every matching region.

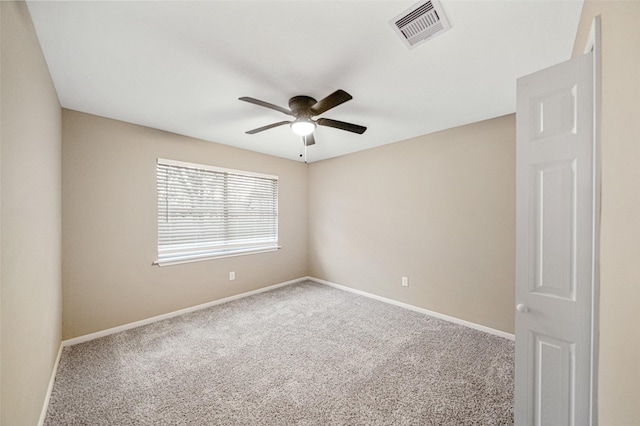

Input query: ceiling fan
[239,90,366,146]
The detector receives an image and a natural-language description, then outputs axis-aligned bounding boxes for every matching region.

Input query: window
[155,158,279,266]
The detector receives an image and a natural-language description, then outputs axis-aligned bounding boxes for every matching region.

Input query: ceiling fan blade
[317,118,367,134]
[245,121,291,134]
[303,133,316,146]
[310,90,353,116]
[239,97,293,116]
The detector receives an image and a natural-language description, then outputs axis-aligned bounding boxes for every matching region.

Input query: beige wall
[62,110,308,339]
[573,2,640,424]
[308,115,516,334]
[0,1,63,425]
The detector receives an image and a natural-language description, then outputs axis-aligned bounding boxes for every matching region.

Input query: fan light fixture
[290,120,316,136]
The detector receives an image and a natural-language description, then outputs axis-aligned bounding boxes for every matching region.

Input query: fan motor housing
[289,96,317,117]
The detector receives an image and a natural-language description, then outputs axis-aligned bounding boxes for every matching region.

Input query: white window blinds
[156,159,279,266]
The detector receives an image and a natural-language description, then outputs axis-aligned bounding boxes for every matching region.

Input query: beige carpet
[44,280,514,425]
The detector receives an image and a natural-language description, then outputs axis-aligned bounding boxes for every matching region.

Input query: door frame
[585,15,601,425]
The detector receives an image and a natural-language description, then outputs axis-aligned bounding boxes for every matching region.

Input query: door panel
[531,159,576,300]
[515,51,595,426]
[533,332,574,426]
[530,84,578,141]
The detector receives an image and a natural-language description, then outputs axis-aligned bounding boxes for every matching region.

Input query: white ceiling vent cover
[390,0,451,49]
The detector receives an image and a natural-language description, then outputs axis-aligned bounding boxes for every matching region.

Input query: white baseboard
[38,342,63,426]
[63,275,514,347]
[307,276,515,341]
[63,277,307,347]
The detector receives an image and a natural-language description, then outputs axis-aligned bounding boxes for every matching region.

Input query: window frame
[154,158,280,267]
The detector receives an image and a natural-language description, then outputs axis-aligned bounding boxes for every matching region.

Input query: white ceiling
[26,0,583,163]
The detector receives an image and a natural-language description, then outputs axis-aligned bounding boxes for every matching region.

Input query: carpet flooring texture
[45,280,514,425]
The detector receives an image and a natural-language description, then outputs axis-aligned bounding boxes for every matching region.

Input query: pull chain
[299,137,308,163]
[304,138,308,163]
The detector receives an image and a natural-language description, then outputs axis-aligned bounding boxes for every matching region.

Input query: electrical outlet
[402,276,409,287]
[229,271,235,281]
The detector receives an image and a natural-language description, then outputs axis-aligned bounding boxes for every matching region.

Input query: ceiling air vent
[390,0,451,49]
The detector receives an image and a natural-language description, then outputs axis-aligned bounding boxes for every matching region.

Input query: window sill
[153,246,281,267]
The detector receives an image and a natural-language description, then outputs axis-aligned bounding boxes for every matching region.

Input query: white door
[515,49,597,426]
